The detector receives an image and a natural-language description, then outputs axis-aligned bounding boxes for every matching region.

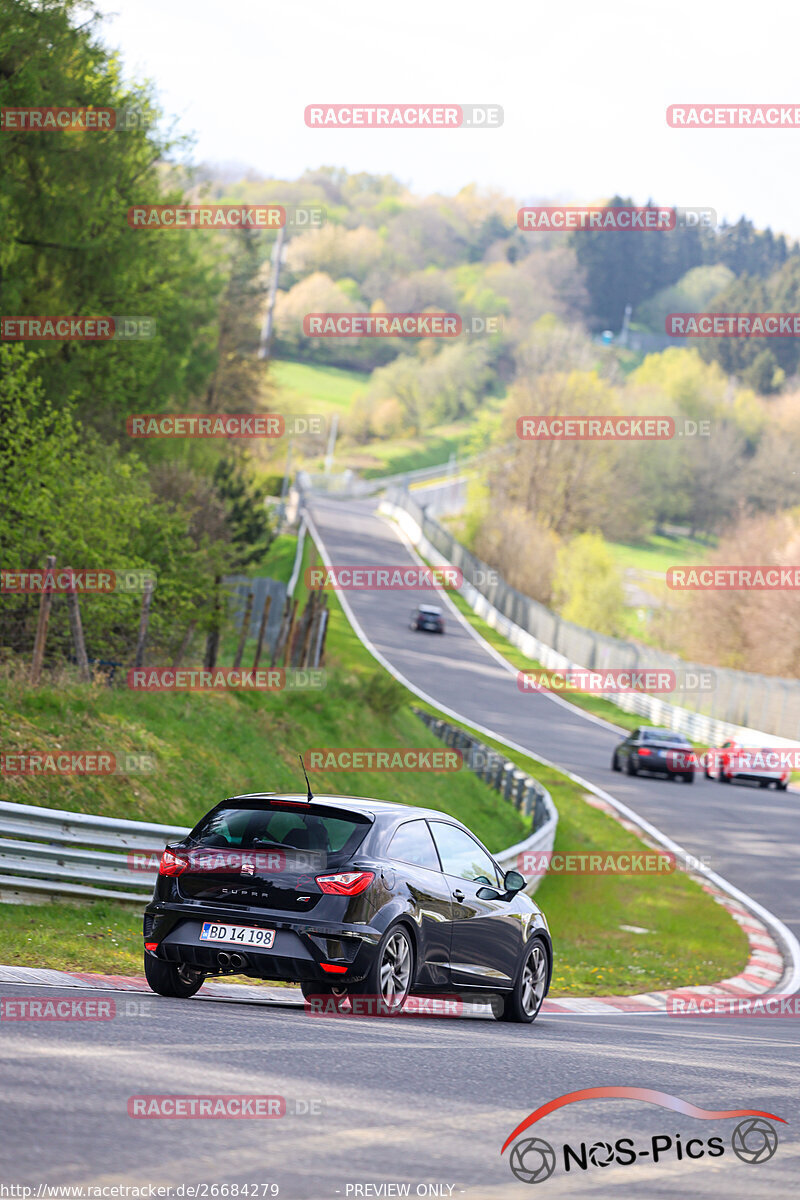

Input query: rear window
[642,729,689,744]
[189,805,371,858]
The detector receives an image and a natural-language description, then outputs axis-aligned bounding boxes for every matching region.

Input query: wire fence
[387,487,800,742]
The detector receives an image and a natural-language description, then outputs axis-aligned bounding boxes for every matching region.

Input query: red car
[704,740,790,790]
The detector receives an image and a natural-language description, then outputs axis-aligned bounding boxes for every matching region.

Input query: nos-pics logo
[501,1087,783,1184]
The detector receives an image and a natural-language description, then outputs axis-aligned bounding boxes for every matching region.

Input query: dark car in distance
[410,604,445,633]
[612,727,695,783]
[143,793,552,1023]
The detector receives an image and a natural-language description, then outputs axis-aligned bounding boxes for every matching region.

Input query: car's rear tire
[683,772,694,784]
[300,980,348,1010]
[144,954,204,998]
[778,781,789,791]
[718,769,730,783]
[493,937,548,1024]
[612,752,621,772]
[759,779,770,788]
[349,924,415,1015]
[626,756,637,776]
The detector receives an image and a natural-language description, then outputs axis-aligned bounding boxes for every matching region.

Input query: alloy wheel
[379,931,412,1007]
[520,943,547,1017]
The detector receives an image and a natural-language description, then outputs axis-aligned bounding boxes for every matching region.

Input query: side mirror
[503,869,526,894]
[476,885,503,900]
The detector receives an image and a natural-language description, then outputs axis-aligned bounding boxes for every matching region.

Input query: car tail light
[144,941,159,951]
[638,747,651,756]
[320,963,348,973]
[158,848,188,876]
[315,871,375,896]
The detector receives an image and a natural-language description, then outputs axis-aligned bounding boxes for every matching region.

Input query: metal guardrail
[411,709,558,894]
[413,708,551,831]
[0,759,558,905]
[0,800,189,906]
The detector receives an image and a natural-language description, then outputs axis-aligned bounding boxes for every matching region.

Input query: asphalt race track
[1,492,798,1199]
[1,983,797,1198]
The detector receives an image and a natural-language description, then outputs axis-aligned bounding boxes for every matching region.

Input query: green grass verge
[608,532,715,576]
[271,360,369,415]
[0,537,747,994]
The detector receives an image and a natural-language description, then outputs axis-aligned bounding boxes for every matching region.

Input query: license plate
[199,923,275,947]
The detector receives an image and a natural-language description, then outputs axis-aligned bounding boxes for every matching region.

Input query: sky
[95,0,800,238]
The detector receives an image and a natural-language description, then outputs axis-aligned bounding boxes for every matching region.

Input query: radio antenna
[298,754,314,802]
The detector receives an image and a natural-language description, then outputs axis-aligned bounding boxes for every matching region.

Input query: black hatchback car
[612,727,695,782]
[143,793,552,1023]
[410,604,445,633]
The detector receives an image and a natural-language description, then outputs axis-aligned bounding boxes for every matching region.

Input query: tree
[552,533,626,636]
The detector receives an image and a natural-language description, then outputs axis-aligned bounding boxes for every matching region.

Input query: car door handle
[452,889,465,902]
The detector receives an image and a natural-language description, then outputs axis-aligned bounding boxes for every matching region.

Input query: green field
[608,532,714,576]
[271,358,499,477]
[271,359,370,415]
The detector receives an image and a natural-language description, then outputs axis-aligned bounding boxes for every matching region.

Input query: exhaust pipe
[217,951,231,969]
[229,952,246,970]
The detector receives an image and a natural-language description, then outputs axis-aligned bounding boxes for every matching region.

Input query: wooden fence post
[279,599,298,668]
[172,621,196,668]
[203,574,222,672]
[295,592,317,667]
[63,567,90,682]
[134,579,154,670]
[233,590,254,670]
[30,555,56,685]
[252,593,273,671]
[269,596,291,668]
[316,598,330,666]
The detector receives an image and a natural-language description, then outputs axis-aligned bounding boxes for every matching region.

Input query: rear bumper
[637,755,694,774]
[144,902,382,983]
[729,770,785,783]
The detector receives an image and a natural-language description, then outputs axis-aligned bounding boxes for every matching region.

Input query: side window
[388,820,441,872]
[429,822,501,885]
